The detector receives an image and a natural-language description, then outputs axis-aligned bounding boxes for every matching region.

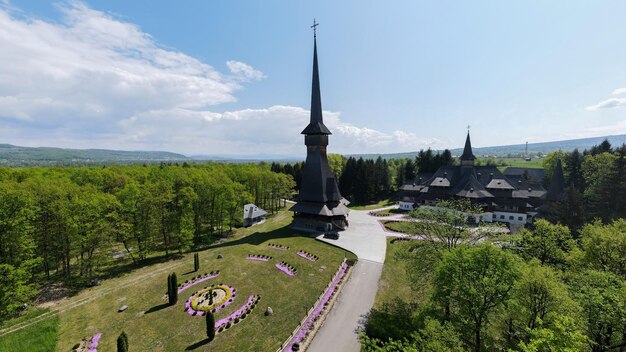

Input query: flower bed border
[268,243,290,251]
[246,254,272,262]
[215,295,261,333]
[177,271,220,294]
[184,284,236,316]
[296,250,318,262]
[278,259,351,352]
[275,261,296,276]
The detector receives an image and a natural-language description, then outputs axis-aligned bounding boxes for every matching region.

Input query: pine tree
[117,331,128,352]
[206,311,216,341]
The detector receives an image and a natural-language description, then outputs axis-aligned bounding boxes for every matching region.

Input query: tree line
[270,149,452,205]
[0,163,293,320]
[542,140,626,233]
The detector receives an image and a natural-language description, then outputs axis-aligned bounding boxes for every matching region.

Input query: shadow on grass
[208,225,310,250]
[185,338,210,350]
[144,303,170,314]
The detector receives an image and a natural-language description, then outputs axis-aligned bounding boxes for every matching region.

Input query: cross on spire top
[467,125,471,132]
[311,19,319,37]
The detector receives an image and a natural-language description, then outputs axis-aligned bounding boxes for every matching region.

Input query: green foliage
[503,261,580,348]
[516,219,574,266]
[206,311,215,341]
[515,315,588,352]
[433,244,521,352]
[579,219,626,279]
[0,264,38,320]
[408,199,499,250]
[117,331,129,352]
[568,270,626,351]
[582,152,618,221]
[339,157,392,204]
[361,318,463,352]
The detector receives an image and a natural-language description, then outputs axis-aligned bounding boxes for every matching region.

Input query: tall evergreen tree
[117,331,128,352]
[206,311,216,341]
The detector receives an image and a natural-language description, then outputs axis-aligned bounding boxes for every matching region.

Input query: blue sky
[1,1,626,156]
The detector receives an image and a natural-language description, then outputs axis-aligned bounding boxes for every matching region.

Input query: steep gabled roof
[301,37,332,135]
[460,131,476,161]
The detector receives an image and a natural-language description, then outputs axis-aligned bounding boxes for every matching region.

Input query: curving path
[308,207,396,352]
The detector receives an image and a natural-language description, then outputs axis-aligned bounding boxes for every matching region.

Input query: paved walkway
[316,208,389,263]
[308,208,394,352]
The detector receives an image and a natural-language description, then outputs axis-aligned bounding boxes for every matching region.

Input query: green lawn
[381,220,416,234]
[370,208,405,217]
[0,315,59,352]
[349,199,396,210]
[373,238,422,309]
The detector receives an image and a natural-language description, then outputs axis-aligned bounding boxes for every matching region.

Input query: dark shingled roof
[460,132,476,161]
[503,167,546,182]
[301,38,332,135]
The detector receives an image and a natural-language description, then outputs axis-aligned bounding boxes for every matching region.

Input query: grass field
[381,220,416,234]
[349,199,396,211]
[370,208,405,217]
[1,210,356,351]
[476,157,544,171]
[373,239,421,309]
[0,315,59,352]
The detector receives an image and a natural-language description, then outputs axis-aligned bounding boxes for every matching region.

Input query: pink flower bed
[86,332,102,352]
[246,254,271,262]
[275,262,296,276]
[177,272,220,294]
[185,285,236,316]
[283,262,349,352]
[215,295,261,331]
[296,251,318,262]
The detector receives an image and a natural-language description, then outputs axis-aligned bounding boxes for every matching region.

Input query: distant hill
[0,144,189,166]
[349,134,626,160]
[2,133,624,167]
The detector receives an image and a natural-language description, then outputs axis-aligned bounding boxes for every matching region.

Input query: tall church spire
[301,25,331,135]
[460,131,476,161]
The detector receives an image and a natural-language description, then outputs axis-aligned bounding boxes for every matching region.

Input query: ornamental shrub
[117,331,128,352]
[168,273,178,305]
[206,311,215,342]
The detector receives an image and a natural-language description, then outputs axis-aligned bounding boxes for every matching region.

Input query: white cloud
[0,1,246,124]
[0,1,436,156]
[112,105,444,155]
[586,87,626,110]
[226,60,266,81]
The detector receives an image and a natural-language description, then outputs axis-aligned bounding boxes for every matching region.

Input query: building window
[518,216,523,221]
[500,215,505,219]
[509,216,514,220]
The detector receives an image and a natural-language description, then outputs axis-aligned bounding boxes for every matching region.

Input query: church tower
[460,131,476,168]
[290,22,349,232]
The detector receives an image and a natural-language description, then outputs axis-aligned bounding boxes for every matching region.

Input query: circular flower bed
[185,284,237,316]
